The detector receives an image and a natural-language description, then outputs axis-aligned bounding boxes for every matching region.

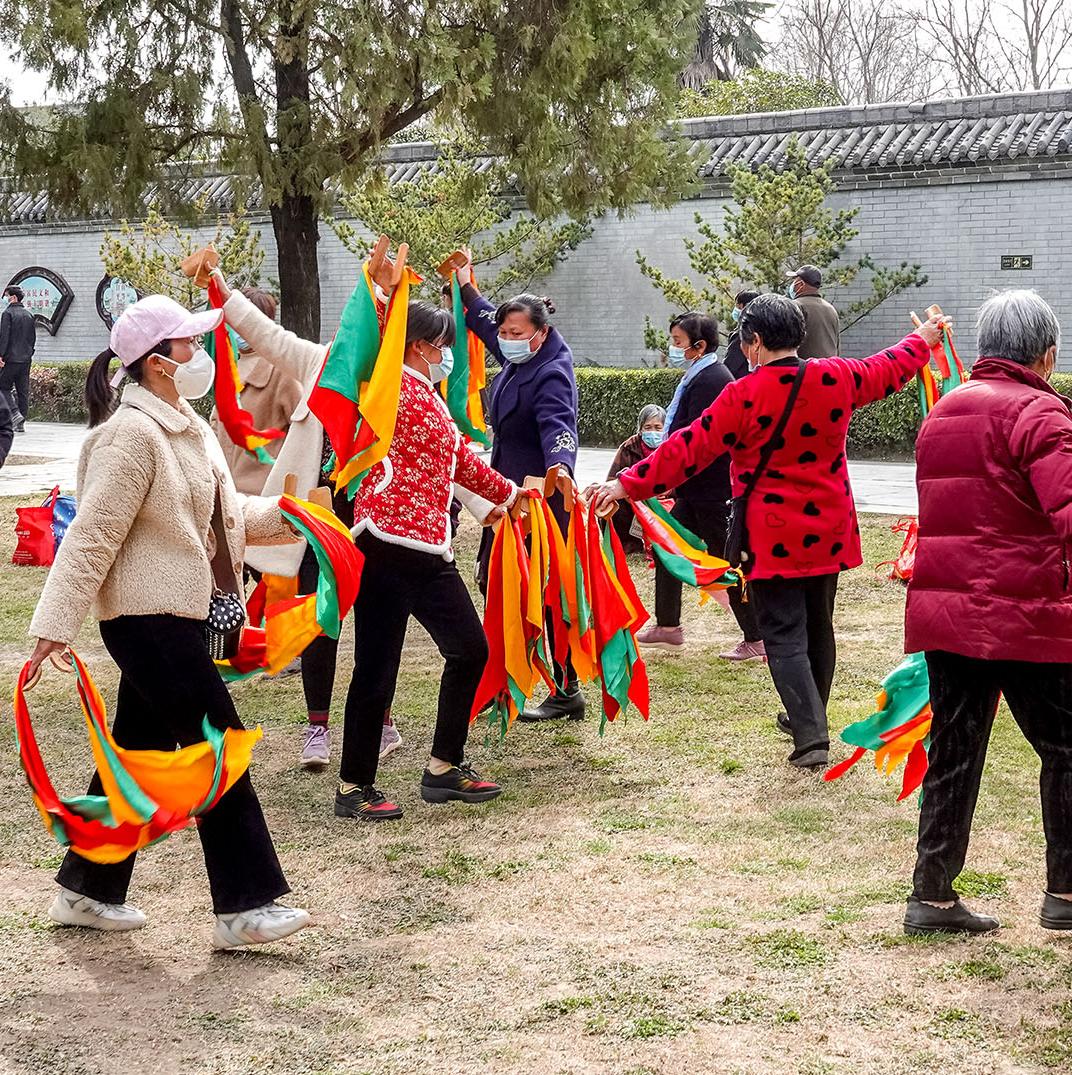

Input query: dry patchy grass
[0,496,1069,1074]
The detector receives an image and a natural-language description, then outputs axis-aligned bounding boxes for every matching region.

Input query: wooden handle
[180,245,220,288]
[436,250,469,279]
[283,473,298,498]
[308,486,333,511]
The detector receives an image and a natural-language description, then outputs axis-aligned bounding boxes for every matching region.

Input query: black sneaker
[334,784,403,821]
[775,711,792,737]
[903,895,999,935]
[1040,892,1072,931]
[420,763,502,804]
[518,688,585,722]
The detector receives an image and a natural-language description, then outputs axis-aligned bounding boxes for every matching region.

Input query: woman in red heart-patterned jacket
[591,294,943,772]
[337,302,519,822]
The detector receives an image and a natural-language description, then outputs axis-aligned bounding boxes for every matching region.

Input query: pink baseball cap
[109,295,223,387]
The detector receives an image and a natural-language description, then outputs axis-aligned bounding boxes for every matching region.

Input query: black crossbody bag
[204,488,246,661]
[725,359,806,572]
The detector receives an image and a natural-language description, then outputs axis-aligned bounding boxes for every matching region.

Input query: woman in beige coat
[27,294,310,951]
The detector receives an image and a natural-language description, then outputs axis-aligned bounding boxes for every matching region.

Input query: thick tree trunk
[271,196,321,339]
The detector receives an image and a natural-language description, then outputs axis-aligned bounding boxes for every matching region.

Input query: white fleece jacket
[29,383,292,645]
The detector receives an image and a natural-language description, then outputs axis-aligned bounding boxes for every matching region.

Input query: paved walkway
[0,423,918,516]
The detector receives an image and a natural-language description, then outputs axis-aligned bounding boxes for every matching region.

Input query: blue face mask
[731,308,741,324]
[640,429,664,449]
[428,344,454,384]
[786,282,798,298]
[499,331,539,364]
[667,345,688,368]
[233,333,250,352]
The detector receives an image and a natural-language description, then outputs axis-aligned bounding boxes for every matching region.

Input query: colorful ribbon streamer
[205,277,285,463]
[445,272,490,446]
[471,493,650,735]
[217,494,365,680]
[308,263,414,496]
[632,497,739,596]
[824,652,932,801]
[13,649,261,863]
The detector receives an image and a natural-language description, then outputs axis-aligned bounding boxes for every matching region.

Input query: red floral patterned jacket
[619,333,932,580]
[352,368,516,558]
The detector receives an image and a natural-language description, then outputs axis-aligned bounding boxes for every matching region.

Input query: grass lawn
[0,495,1070,1074]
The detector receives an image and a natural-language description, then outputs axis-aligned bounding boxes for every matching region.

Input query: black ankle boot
[518,687,585,722]
[903,896,999,935]
[1040,892,1072,931]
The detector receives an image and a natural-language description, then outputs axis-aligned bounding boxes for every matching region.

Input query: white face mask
[158,348,215,400]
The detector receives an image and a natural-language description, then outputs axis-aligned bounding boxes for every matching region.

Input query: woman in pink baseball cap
[25,295,311,951]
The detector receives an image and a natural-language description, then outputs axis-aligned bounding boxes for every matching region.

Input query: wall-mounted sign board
[6,266,74,336]
[1000,255,1033,270]
[95,275,141,329]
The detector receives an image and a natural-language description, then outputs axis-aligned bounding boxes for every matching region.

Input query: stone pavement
[0,423,918,516]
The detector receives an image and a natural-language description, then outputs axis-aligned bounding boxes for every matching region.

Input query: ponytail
[86,350,118,428]
[85,340,166,427]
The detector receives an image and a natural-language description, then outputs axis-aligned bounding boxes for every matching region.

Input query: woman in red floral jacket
[591,295,942,770]
[336,303,519,821]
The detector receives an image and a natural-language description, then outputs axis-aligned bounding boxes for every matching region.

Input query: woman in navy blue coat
[458,262,581,721]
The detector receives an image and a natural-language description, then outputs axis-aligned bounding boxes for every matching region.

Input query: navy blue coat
[668,361,733,505]
[463,286,579,484]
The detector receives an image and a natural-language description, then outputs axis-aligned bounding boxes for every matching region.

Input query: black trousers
[298,544,341,713]
[0,361,30,419]
[340,533,488,785]
[913,651,1072,901]
[55,615,289,914]
[749,572,839,756]
[654,497,761,643]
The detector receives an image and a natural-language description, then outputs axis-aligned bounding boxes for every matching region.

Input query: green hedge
[32,361,1069,458]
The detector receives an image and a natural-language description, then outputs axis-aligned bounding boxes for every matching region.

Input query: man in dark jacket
[904,288,1072,937]
[635,311,764,657]
[787,265,839,361]
[723,289,761,379]
[0,286,37,431]
[0,387,14,467]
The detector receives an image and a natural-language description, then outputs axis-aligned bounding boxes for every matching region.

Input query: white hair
[637,404,666,432]
[976,289,1060,367]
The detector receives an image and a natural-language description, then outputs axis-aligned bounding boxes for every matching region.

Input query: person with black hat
[787,265,839,361]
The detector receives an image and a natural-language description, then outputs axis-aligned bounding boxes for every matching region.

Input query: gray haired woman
[904,288,1072,935]
[607,405,667,552]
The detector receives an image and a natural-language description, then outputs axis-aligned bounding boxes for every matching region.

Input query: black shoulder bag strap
[726,359,806,569]
[745,359,806,497]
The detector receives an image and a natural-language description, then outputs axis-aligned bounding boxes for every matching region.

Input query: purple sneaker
[719,639,767,662]
[636,624,685,651]
[300,724,330,771]
[379,723,403,761]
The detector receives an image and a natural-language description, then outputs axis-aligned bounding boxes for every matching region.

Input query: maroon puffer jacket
[905,357,1072,662]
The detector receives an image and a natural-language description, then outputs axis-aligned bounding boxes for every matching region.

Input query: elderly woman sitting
[904,289,1072,936]
[608,404,666,552]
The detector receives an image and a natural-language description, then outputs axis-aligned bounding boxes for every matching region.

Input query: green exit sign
[1001,255,1033,270]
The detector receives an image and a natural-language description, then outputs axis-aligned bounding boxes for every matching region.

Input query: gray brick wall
[3,170,1070,370]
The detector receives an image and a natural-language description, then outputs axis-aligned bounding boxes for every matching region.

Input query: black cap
[787,264,822,288]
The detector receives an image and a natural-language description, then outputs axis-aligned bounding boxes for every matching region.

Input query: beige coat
[211,353,303,496]
[222,291,328,576]
[29,383,292,645]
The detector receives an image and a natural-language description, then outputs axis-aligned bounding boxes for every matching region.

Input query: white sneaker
[212,902,311,950]
[379,723,403,761]
[48,887,147,932]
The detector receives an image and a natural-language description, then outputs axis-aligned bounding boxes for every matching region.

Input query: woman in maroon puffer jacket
[590,294,942,770]
[902,288,1072,938]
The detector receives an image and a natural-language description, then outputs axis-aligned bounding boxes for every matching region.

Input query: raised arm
[460,284,504,366]
[221,289,327,389]
[832,320,941,409]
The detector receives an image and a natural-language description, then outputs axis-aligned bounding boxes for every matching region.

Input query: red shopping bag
[878,516,918,583]
[12,487,61,567]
